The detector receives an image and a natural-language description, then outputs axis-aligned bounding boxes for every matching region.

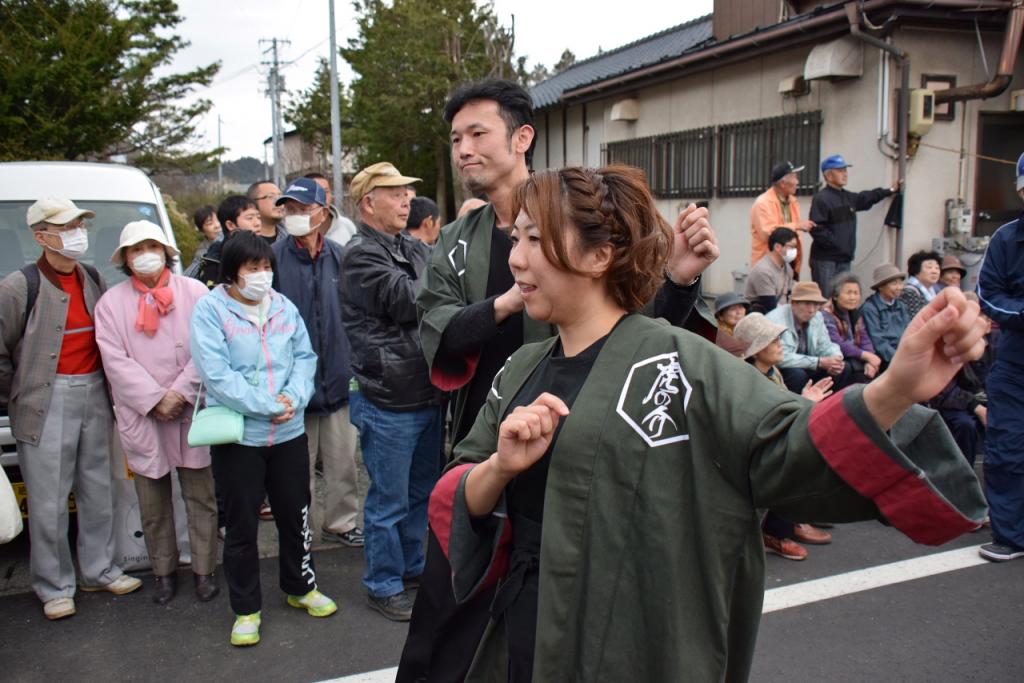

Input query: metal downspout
[846,2,909,265]
[935,0,1024,104]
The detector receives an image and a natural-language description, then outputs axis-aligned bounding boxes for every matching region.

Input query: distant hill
[195,156,267,185]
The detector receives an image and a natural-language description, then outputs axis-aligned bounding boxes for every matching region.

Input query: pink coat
[94,273,211,478]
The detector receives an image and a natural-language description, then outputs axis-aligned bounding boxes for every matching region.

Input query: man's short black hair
[193,204,216,232]
[246,179,276,199]
[407,197,439,231]
[444,79,536,166]
[907,250,941,277]
[219,230,276,284]
[303,172,327,181]
[217,195,257,233]
[768,227,798,251]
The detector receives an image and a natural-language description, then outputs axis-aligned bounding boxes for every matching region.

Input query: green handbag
[187,384,244,447]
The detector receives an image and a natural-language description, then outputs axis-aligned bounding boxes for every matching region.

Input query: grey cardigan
[0,257,107,445]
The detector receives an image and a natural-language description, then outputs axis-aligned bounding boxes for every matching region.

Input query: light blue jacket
[190,285,317,447]
[766,304,841,369]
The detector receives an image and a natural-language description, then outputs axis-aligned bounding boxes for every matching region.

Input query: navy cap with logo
[770,161,805,184]
[275,177,327,207]
[1016,151,1023,191]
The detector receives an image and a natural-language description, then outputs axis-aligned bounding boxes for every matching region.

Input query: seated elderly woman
[733,312,834,561]
[862,263,912,365]
[94,220,219,606]
[429,165,986,682]
[713,292,751,357]
[900,250,942,318]
[823,272,882,382]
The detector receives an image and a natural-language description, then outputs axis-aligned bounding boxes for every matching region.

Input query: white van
[0,161,179,482]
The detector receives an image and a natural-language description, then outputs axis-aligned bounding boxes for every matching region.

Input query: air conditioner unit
[804,37,863,81]
[779,75,810,96]
[610,98,640,122]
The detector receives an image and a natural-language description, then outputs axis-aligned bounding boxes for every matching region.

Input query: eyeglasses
[41,218,90,232]
[254,193,281,202]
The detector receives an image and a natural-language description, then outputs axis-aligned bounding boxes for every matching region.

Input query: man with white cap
[339,162,443,621]
[976,151,1024,562]
[0,198,142,620]
[94,221,220,605]
[272,178,363,549]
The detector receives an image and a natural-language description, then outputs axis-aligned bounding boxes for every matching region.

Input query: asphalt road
[1,464,1022,681]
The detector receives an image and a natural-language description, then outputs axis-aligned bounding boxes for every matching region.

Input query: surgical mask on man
[283,208,322,237]
[45,227,89,259]
[784,247,798,264]
[131,252,165,275]
[238,271,273,301]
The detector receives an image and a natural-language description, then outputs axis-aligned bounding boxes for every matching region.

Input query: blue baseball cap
[1016,151,1023,191]
[821,154,852,172]
[275,177,327,207]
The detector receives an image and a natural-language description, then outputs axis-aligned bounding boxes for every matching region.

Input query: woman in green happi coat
[429,165,988,682]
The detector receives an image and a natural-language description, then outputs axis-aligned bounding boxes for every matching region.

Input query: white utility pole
[328,0,344,208]
[260,38,290,188]
[216,114,223,187]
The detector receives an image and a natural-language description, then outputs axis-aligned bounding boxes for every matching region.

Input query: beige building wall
[535,25,1023,295]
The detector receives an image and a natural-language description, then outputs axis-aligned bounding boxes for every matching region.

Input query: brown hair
[511,165,672,312]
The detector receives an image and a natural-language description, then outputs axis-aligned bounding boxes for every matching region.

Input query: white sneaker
[43,597,76,620]
[81,574,143,595]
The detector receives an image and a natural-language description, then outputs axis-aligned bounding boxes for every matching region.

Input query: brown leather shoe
[793,523,833,545]
[763,533,808,561]
[194,573,220,602]
[152,574,177,605]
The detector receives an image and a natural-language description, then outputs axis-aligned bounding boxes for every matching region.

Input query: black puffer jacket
[808,185,894,262]
[340,223,440,411]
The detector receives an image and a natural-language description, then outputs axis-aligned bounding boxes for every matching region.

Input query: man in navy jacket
[976,152,1024,562]
[272,178,363,549]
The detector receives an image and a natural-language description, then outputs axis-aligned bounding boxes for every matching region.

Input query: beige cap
[110,220,180,265]
[26,198,95,227]
[734,313,787,359]
[349,162,421,201]
[870,263,907,290]
[790,281,828,303]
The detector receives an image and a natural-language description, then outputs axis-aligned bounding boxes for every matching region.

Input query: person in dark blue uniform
[976,151,1024,562]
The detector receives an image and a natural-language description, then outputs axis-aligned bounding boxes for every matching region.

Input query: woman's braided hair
[511,165,673,312]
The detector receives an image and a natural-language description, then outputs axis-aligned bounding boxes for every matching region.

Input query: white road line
[761,544,988,613]
[317,545,989,682]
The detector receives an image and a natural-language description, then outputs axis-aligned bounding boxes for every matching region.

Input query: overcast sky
[171,0,713,161]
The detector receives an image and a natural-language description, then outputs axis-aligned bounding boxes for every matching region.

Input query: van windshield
[0,200,164,284]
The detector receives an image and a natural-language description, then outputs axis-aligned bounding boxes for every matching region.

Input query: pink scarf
[131,269,175,337]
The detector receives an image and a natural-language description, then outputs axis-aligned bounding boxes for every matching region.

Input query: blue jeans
[350,391,443,597]
[810,259,851,297]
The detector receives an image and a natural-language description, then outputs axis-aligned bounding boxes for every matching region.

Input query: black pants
[212,434,316,615]
[397,530,496,682]
[780,364,854,394]
[762,510,797,539]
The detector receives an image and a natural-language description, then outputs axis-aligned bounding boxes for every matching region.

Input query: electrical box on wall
[909,89,935,137]
[945,199,973,236]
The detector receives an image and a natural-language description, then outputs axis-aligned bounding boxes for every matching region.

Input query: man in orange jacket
[750,161,815,276]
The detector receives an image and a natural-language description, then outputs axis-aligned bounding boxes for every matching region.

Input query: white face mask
[283,208,322,237]
[238,270,273,301]
[45,227,89,259]
[131,252,165,275]
[784,247,798,264]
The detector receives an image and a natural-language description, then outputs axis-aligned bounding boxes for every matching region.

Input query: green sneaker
[286,589,337,617]
[230,612,261,647]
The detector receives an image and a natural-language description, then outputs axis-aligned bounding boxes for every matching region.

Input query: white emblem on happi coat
[616,352,691,447]
[448,239,468,277]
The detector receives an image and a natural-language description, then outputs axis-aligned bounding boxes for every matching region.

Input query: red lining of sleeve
[430,352,480,391]
[428,464,474,558]
[808,391,979,545]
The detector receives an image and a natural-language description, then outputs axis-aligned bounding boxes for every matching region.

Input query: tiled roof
[530,15,714,109]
